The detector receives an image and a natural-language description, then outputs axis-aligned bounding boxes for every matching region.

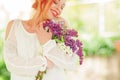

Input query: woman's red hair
[32,0,54,27]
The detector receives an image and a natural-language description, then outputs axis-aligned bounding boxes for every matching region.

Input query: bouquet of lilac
[35,19,83,80]
[43,19,83,65]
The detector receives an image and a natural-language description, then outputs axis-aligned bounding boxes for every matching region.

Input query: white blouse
[4,19,79,80]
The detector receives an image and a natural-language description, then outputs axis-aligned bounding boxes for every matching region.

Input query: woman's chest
[15,26,41,58]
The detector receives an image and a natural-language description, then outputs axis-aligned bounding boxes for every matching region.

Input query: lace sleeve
[4,20,47,76]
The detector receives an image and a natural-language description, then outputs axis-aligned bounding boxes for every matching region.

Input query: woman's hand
[35,22,52,45]
[46,57,54,69]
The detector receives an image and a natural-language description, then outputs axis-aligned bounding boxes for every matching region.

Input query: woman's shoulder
[5,20,15,40]
[6,19,21,30]
[5,19,21,39]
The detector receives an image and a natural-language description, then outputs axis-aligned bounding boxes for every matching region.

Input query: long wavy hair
[32,0,54,27]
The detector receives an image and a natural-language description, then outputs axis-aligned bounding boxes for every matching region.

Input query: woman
[4,0,79,80]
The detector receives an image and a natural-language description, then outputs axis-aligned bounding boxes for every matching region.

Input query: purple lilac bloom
[66,29,78,37]
[65,38,75,47]
[64,35,83,64]
[43,19,63,39]
[71,46,77,52]
[77,49,83,64]
[64,36,83,64]
[76,39,83,47]
[43,19,83,65]
[64,36,74,47]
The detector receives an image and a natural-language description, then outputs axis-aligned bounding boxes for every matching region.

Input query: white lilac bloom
[57,43,73,56]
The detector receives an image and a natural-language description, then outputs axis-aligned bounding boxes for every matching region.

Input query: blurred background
[0,0,120,80]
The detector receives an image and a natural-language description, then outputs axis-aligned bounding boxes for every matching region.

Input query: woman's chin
[47,13,57,20]
[46,16,53,20]
[47,16,55,20]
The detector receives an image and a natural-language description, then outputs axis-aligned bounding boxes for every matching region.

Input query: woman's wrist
[45,57,54,69]
[41,39,51,45]
[42,40,56,55]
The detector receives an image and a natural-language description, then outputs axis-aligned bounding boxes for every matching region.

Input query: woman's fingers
[38,23,52,34]
[35,23,52,37]
[35,22,52,44]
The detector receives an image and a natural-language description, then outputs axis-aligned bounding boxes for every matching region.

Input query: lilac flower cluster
[64,30,83,65]
[43,19,83,65]
[43,20,63,39]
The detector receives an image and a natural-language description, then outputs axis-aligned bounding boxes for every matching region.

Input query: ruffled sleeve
[4,20,47,76]
[43,40,79,70]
